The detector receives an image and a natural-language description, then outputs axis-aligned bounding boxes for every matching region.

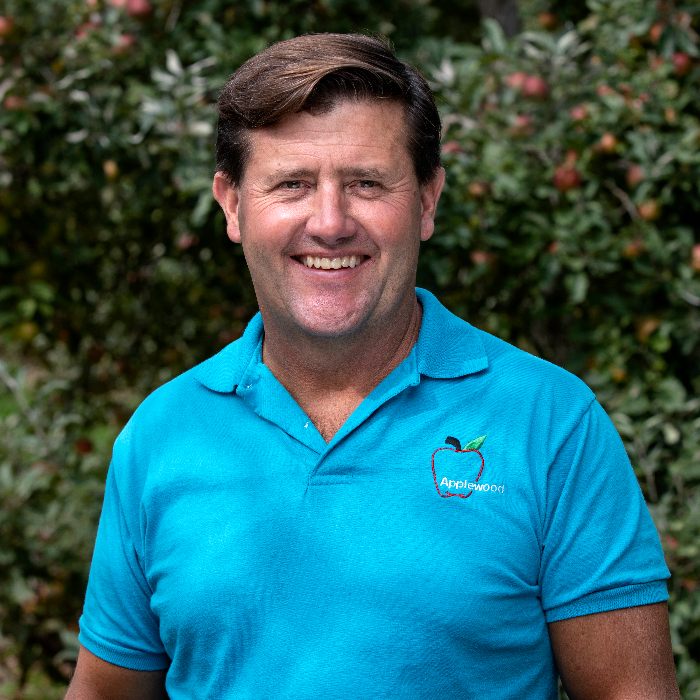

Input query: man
[67,33,679,698]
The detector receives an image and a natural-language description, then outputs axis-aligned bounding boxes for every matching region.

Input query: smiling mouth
[300,255,365,270]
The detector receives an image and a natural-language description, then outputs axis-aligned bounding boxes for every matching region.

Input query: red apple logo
[432,435,486,499]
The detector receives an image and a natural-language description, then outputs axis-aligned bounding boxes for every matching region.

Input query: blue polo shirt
[79,288,669,698]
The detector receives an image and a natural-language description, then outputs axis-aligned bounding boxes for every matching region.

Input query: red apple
[469,250,494,265]
[3,95,26,110]
[176,232,199,251]
[636,316,661,343]
[638,200,661,221]
[664,535,678,549]
[626,164,645,188]
[431,435,487,499]
[126,0,152,18]
[522,75,549,99]
[537,12,557,30]
[75,19,100,39]
[441,140,463,155]
[648,22,665,44]
[74,438,94,455]
[569,104,588,122]
[112,33,136,56]
[597,132,618,153]
[505,71,527,90]
[553,164,582,192]
[509,113,533,137]
[622,238,645,258]
[610,367,628,383]
[674,11,692,29]
[0,15,14,38]
[691,244,700,272]
[596,84,616,98]
[103,159,119,180]
[672,52,692,77]
[467,181,489,198]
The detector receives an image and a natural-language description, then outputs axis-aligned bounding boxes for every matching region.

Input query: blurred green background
[1,0,698,697]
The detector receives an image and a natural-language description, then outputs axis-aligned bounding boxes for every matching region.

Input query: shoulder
[417,287,594,412]
[113,313,263,467]
[478,326,594,403]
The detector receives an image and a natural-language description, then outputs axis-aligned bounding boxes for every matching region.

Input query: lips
[298,254,366,270]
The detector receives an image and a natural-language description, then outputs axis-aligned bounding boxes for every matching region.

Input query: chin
[295,317,366,340]
[290,310,371,340]
[286,295,375,339]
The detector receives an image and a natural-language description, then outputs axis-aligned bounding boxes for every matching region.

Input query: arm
[549,602,679,700]
[66,646,168,700]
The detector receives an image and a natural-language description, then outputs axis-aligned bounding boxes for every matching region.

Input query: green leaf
[481,19,506,54]
[463,435,486,451]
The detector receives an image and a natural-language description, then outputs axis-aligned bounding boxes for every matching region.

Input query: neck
[261,297,422,440]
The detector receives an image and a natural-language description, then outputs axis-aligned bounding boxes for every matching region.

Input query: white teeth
[302,255,362,269]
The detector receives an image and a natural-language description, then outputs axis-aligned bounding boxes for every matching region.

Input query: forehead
[241,99,413,178]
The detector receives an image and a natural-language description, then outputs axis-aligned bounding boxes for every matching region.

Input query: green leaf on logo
[463,435,486,451]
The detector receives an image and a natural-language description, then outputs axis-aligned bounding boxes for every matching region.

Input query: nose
[305,183,357,245]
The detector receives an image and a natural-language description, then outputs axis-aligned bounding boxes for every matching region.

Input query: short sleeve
[78,461,169,670]
[540,400,670,622]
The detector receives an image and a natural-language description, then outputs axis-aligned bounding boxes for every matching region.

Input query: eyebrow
[265,168,314,182]
[340,167,386,180]
[264,166,388,183]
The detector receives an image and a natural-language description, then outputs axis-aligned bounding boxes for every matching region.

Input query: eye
[358,180,378,188]
[281,180,303,189]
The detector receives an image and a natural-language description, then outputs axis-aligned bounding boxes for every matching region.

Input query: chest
[142,409,547,669]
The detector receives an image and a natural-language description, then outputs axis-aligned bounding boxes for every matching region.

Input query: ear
[419,166,445,242]
[212,172,242,243]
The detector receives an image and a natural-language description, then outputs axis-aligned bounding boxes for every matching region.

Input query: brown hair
[215,33,441,185]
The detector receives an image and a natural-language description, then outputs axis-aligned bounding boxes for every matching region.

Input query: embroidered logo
[432,434,489,499]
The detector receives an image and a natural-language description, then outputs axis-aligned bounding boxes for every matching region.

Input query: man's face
[213,99,444,342]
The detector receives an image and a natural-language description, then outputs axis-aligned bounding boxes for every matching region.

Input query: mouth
[297,254,366,270]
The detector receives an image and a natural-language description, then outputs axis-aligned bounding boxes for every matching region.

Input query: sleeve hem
[79,628,170,672]
[544,580,669,623]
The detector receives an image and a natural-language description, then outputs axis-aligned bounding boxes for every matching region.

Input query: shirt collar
[193,288,488,393]
[192,313,264,394]
[414,287,489,378]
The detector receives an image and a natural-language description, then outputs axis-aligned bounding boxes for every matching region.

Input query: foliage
[0,352,118,692]
[0,0,698,694]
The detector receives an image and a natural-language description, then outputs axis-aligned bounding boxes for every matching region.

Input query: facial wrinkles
[248,123,411,182]
[241,179,421,259]
[235,100,427,275]
[244,176,420,218]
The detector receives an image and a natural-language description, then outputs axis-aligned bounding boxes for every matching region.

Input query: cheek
[381,212,424,255]
[239,207,301,253]
[362,202,421,241]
